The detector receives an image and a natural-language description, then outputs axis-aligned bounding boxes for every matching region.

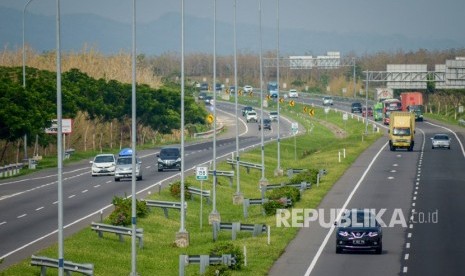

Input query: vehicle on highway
[362,106,373,117]
[157,147,182,171]
[204,96,213,105]
[200,82,209,91]
[323,96,333,106]
[242,106,253,116]
[114,149,142,181]
[335,209,383,254]
[431,134,451,149]
[351,102,362,113]
[288,89,299,98]
[198,92,207,101]
[258,118,272,131]
[246,110,258,123]
[269,111,278,121]
[90,153,116,176]
[243,85,253,93]
[229,86,235,93]
[389,111,415,151]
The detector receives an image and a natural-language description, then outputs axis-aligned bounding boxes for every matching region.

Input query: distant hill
[1,7,463,56]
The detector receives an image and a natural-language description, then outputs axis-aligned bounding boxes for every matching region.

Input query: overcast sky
[2,0,465,42]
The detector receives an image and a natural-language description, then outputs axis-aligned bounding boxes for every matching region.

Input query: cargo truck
[388,111,415,151]
[400,92,424,121]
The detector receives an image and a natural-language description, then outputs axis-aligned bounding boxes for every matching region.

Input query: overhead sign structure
[196,166,208,181]
[45,119,73,134]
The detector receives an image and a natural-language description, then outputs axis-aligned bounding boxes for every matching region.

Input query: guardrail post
[231,222,240,240]
[179,255,186,276]
[200,255,210,274]
[243,199,250,218]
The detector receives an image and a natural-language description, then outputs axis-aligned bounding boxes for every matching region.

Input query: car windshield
[117,157,132,165]
[434,135,449,140]
[95,155,114,163]
[393,128,411,136]
[160,149,180,157]
[270,111,278,115]
[339,210,379,228]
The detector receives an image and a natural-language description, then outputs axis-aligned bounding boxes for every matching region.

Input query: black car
[351,102,362,113]
[242,106,253,116]
[259,118,272,131]
[157,147,181,172]
[200,82,209,91]
[335,209,383,254]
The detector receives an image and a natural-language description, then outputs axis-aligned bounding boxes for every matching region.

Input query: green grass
[1,104,382,276]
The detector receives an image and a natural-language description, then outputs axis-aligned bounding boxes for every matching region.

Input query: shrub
[169,181,191,199]
[268,186,301,205]
[263,200,285,216]
[209,242,243,270]
[108,195,148,226]
[289,168,318,185]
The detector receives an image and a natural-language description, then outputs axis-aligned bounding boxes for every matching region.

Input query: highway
[269,99,465,276]
[0,101,296,269]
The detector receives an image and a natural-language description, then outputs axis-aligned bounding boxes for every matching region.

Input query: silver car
[90,154,116,176]
[114,156,143,181]
[431,134,451,149]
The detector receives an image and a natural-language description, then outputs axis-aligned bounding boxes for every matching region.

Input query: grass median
[1,103,383,276]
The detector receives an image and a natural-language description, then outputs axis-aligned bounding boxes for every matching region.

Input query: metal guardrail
[187,187,211,204]
[144,199,186,219]
[243,198,268,217]
[209,170,234,187]
[90,222,143,248]
[0,163,23,178]
[30,255,94,276]
[263,182,311,191]
[193,125,225,138]
[212,221,268,241]
[226,158,263,173]
[286,168,307,178]
[179,254,236,275]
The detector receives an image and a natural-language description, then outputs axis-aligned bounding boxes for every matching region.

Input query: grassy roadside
[1,103,383,275]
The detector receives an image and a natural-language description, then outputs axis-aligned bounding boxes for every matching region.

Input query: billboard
[45,119,73,134]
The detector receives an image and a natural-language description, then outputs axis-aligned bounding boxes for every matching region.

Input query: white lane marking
[304,141,389,276]
[17,214,27,219]
[35,207,44,211]
[403,266,408,273]
[408,233,412,238]
[94,185,100,188]
[0,221,6,226]
[406,243,410,249]
[0,167,89,187]
[82,190,88,193]
[68,195,75,199]
[388,176,395,180]
[405,254,409,260]
[106,181,111,184]
[53,201,58,205]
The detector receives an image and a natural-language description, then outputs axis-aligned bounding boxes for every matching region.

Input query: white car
[114,155,143,181]
[90,154,116,176]
[269,111,278,121]
[323,96,333,106]
[431,134,451,149]
[243,85,253,93]
[288,89,299,98]
[246,110,258,122]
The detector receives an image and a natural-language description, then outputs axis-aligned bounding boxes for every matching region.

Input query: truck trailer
[389,111,415,151]
[400,92,424,121]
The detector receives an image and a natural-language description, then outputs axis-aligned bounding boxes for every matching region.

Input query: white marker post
[196,166,208,229]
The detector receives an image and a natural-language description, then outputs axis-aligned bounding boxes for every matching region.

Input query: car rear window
[160,148,180,157]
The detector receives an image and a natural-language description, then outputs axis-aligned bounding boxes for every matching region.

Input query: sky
[2,0,465,42]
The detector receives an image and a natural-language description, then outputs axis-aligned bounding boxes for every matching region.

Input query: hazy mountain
[1,7,463,56]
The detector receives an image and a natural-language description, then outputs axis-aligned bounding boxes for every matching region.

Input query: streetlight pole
[209,0,220,224]
[130,0,138,274]
[365,71,369,134]
[275,0,283,176]
[232,0,243,205]
[22,0,34,162]
[258,0,269,197]
[175,0,189,247]
[353,57,356,98]
[55,1,64,275]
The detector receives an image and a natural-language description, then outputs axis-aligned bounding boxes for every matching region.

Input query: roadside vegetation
[0,100,383,275]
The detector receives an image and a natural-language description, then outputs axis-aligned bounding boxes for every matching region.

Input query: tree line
[0,66,207,163]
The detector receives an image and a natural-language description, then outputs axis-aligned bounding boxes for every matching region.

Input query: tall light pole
[22,0,34,162]
[209,0,220,224]
[55,0,64,275]
[176,0,189,247]
[258,0,269,197]
[353,57,356,98]
[275,0,283,176]
[232,0,244,204]
[365,71,369,134]
[130,0,138,274]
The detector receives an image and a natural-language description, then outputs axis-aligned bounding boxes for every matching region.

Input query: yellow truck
[389,111,415,151]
